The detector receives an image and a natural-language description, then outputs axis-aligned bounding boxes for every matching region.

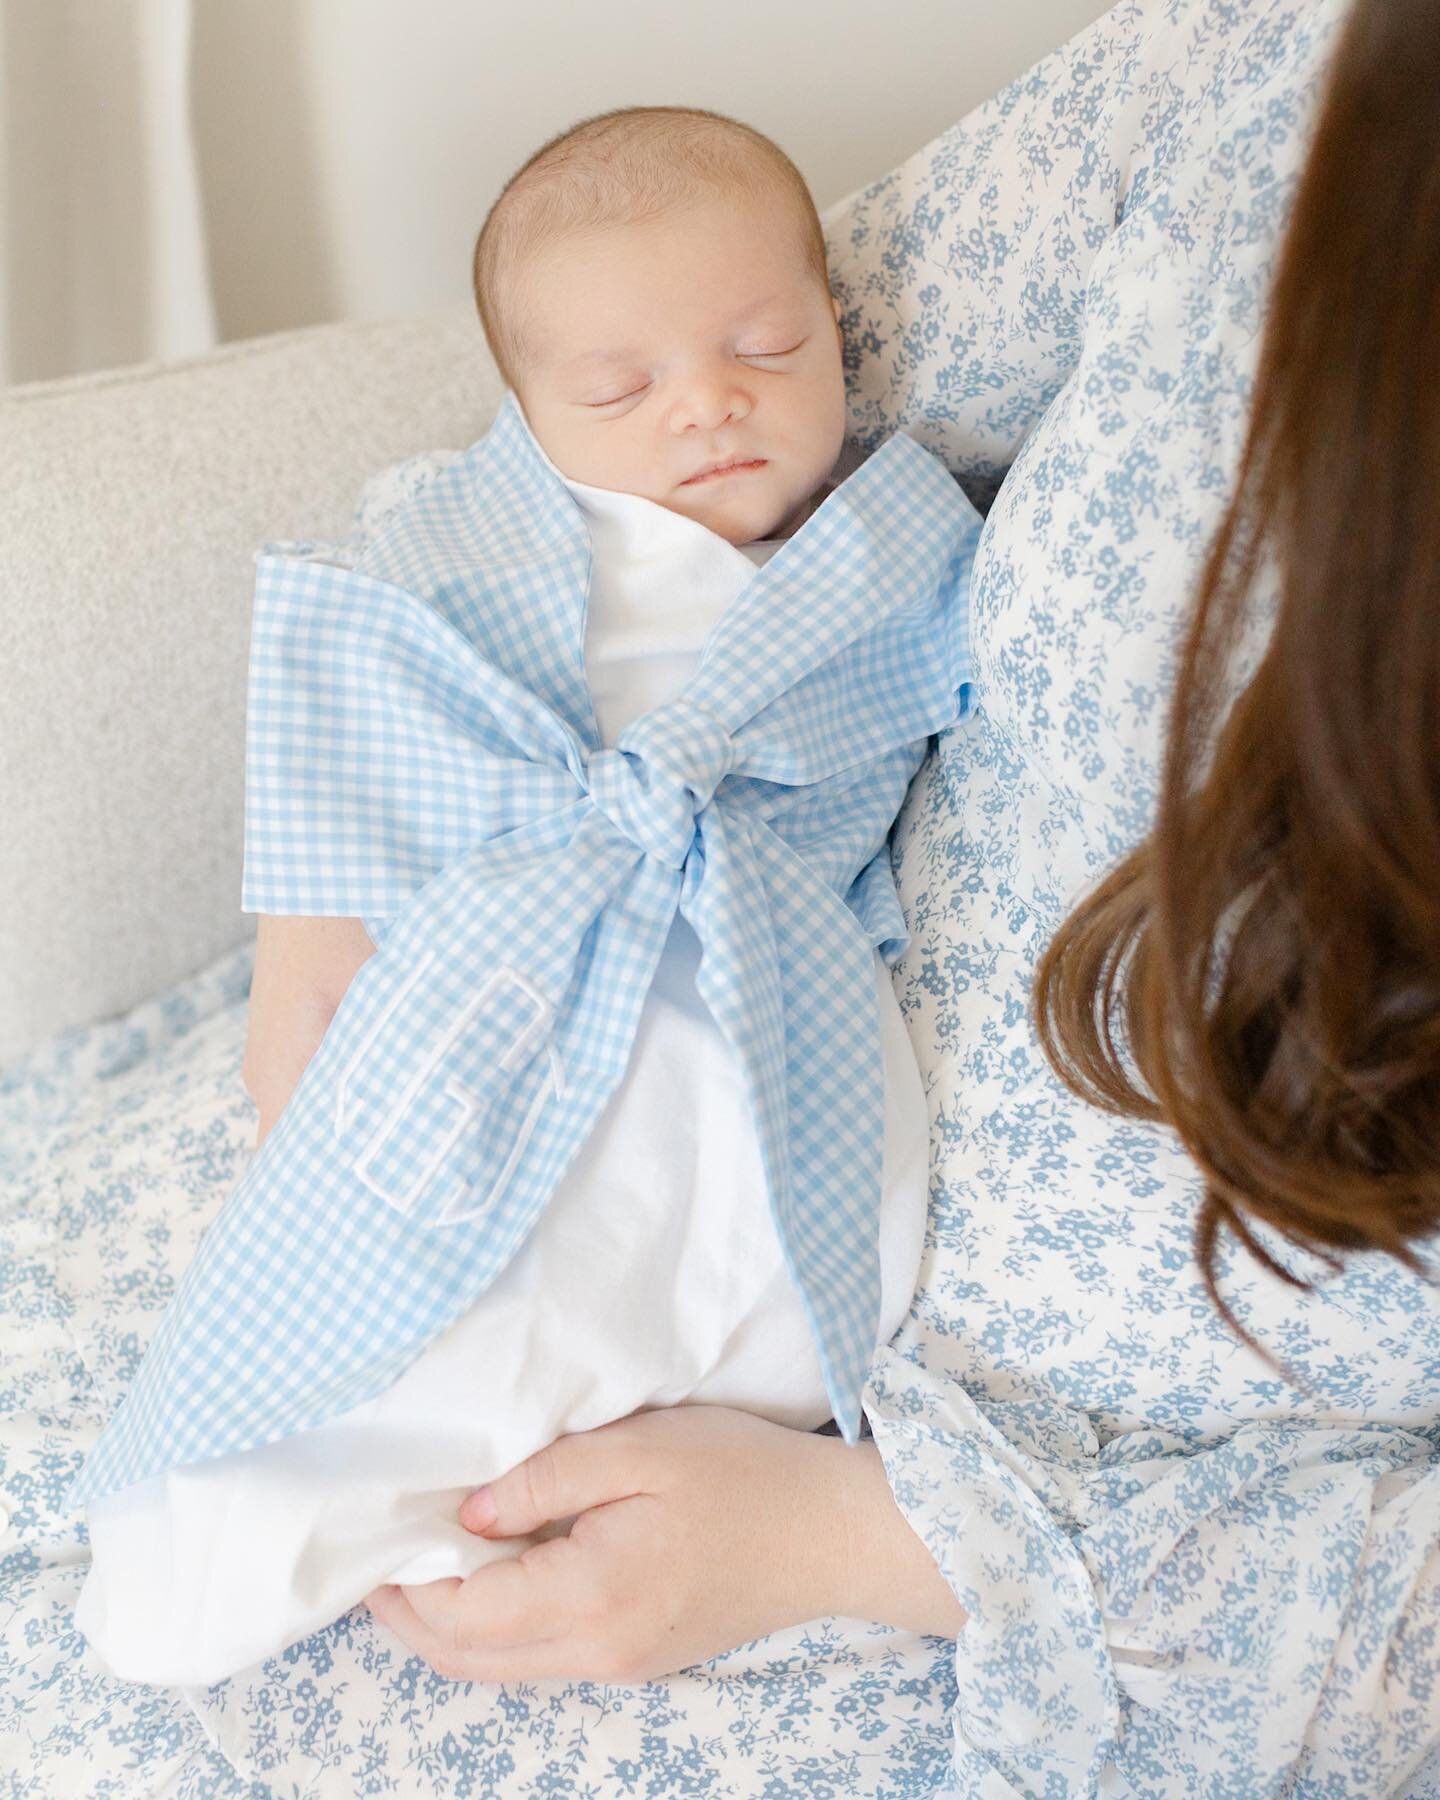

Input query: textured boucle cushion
[0,304,505,1067]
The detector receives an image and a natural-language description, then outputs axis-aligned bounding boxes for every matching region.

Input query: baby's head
[472,106,846,547]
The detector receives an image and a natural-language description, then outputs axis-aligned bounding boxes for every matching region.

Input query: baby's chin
[670,481,822,547]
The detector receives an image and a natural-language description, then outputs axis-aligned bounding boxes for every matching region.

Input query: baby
[69,106,976,1684]
[481,108,847,550]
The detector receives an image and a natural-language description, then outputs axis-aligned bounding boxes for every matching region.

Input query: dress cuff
[863,1345,1440,1795]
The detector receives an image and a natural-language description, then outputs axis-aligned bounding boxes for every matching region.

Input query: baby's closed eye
[583,342,809,407]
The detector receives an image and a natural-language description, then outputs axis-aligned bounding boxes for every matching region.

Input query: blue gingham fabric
[67,390,980,1507]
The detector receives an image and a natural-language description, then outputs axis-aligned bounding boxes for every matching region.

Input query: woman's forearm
[801,1435,966,1638]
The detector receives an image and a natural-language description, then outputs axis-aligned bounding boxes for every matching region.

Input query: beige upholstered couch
[0,305,505,1067]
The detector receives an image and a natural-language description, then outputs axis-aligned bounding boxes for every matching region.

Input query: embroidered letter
[338,965,561,1221]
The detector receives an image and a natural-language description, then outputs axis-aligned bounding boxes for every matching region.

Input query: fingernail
[462,1484,496,1532]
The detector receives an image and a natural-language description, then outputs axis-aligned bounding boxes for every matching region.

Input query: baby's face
[513,193,847,546]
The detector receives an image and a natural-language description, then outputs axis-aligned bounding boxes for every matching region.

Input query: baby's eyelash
[582,341,806,406]
[585,386,649,408]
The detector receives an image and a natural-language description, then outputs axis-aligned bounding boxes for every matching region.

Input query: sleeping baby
[67,104,981,1684]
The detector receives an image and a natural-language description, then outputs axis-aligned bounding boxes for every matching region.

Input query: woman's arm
[812,1436,968,1637]
[821,5,1156,503]
[365,1405,964,1686]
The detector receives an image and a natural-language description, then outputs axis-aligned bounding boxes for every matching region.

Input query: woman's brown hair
[1033,0,1440,1339]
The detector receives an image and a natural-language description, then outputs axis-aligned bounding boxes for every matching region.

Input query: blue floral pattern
[2,0,1438,1792]
[0,947,958,1795]
[826,0,1440,1792]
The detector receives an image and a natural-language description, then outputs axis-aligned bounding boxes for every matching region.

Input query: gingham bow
[584,700,737,868]
[68,393,982,1508]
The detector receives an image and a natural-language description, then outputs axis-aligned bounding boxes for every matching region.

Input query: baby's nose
[672,379,751,433]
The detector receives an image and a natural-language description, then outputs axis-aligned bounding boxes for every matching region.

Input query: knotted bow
[69,393,982,1509]
[584,699,737,868]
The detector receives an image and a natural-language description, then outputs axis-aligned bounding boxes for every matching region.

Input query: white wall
[190,0,1114,346]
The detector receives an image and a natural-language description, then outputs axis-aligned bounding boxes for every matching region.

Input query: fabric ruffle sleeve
[866,1350,1440,1794]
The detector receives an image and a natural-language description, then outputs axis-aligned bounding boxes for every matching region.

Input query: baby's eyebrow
[562,348,638,373]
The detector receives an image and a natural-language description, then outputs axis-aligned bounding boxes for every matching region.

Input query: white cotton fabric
[73,470,929,1688]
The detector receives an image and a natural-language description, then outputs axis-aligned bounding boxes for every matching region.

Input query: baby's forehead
[512,186,822,369]
[540,278,811,374]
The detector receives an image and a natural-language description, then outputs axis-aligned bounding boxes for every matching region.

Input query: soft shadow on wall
[1,0,219,383]
[187,0,1116,350]
[191,0,339,343]
[3,0,1115,382]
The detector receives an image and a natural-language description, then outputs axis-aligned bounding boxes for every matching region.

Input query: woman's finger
[403,1532,589,1652]
[463,1413,656,1538]
[364,1583,574,1683]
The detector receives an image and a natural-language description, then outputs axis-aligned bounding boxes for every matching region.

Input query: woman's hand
[364,1403,964,1684]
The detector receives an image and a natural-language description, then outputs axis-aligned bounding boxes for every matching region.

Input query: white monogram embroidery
[335,955,563,1221]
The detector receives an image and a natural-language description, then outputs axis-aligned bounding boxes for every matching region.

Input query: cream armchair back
[0,304,505,1067]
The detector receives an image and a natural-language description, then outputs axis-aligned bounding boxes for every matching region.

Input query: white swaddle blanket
[73,470,930,1687]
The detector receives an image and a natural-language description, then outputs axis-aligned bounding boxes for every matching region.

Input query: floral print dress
[1,0,1436,1794]
[830,0,1440,1791]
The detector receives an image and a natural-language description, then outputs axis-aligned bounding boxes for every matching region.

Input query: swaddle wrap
[67,390,981,1511]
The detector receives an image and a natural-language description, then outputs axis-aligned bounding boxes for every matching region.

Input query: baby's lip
[680,457,767,486]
